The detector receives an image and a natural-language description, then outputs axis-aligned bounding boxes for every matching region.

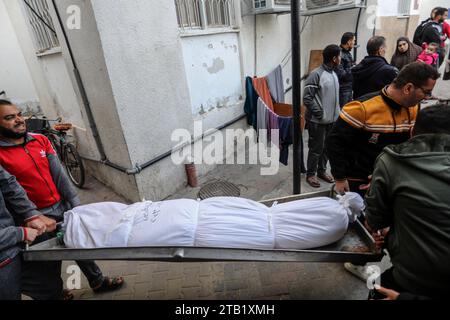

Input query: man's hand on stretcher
[25,215,57,235]
[364,220,390,251]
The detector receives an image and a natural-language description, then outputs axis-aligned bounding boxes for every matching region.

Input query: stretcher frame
[23,189,384,264]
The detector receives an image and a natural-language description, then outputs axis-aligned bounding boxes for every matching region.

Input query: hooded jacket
[352,56,398,99]
[365,134,450,298]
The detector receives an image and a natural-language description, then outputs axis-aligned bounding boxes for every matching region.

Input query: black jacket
[336,46,354,92]
[351,56,398,99]
[365,134,450,299]
[422,22,443,46]
[327,88,417,181]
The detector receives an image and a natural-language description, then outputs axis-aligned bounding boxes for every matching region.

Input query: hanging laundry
[267,65,285,103]
[244,77,259,130]
[253,77,274,110]
[267,107,280,145]
[278,116,292,166]
[257,98,269,136]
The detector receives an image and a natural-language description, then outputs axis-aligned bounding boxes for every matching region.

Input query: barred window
[398,0,411,16]
[23,0,60,53]
[175,0,236,31]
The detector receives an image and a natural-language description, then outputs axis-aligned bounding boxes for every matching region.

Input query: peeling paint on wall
[202,57,225,74]
[182,33,243,116]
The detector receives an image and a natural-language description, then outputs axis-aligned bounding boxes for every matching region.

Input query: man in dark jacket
[352,36,398,99]
[303,45,341,188]
[422,7,448,67]
[0,167,46,300]
[326,62,440,281]
[366,104,450,300]
[336,32,356,108]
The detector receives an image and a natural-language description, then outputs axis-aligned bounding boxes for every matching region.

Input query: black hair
[414,104,450,135]
[392,61,440,88]
[434,7,448,17]
[0,100,13,107]
[323,44,341,64]
[367,36,386,55]
[341,32,355,45]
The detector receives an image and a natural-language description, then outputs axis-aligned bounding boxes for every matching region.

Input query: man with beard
[326,62,440,281]
[0,100,124,299]
[336,32,356,108]
[421,7,448,67]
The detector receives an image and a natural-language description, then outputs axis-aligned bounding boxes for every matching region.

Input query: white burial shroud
[63,193,364,250]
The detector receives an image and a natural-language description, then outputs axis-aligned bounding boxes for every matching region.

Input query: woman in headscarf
[391,37,422,71]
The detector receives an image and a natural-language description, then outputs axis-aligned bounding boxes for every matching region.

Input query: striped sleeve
[340,101,366,129]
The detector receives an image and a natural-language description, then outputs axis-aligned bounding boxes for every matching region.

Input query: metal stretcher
[23,189,384,264]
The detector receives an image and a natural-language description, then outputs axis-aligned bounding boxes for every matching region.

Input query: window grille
[175,0,235,31]
[398,0,411,16]
[23,0,60,53]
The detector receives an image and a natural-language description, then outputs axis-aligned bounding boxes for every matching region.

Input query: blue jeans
[0,255,21,300]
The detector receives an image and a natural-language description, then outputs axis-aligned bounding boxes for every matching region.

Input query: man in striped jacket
[326,62,440,281]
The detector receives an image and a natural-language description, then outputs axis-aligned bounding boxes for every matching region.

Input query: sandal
[63,289,74,301]
[306,176,321,188]
[93,276,124,294]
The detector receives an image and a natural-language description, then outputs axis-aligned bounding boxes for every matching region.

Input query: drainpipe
[291,0,302,195]
[52,0,107,162]
[354,7,363,62]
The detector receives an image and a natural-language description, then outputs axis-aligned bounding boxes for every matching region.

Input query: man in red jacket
[0,100,124,299]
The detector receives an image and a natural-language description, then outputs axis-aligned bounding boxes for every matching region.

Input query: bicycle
[25,116,86,188]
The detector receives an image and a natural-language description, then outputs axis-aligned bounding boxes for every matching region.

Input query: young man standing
[0,100,124,299]
[336,32,356,108]
[303,45,341,188]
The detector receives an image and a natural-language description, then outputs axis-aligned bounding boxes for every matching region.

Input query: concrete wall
[239,0,379,93]
[2,0,98,159]
[418,0,450,21]
[87,0,197,201]
[181,32,244,129]
[0,0,39,112]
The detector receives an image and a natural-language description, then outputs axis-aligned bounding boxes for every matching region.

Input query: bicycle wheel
[63,143,85,188]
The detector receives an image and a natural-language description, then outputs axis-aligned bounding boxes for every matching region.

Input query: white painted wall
[0,0,39,111]
[182,32,243,116]
[240,0,379,90]
[377,0,400,16]
[419,0,450,21]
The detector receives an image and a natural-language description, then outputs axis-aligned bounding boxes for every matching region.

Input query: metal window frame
[23,0,60,54]
[176,0,236,31]
[397,0,412,16]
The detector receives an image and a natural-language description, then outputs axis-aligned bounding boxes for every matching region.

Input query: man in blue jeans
[0,165,46,300]
[0,100,124,299]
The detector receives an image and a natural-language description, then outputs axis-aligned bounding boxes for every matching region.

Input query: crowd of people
[0,6,449,302]
[303,6,449,300]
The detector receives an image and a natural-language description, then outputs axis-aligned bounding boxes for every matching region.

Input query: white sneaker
[344,263,379,282]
